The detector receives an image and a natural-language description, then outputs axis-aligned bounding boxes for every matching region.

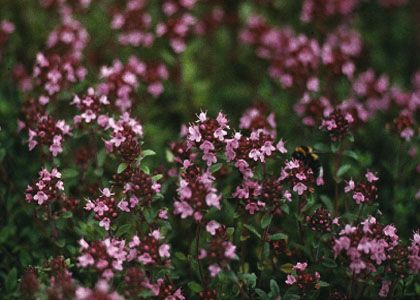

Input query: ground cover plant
[0,0,419,299]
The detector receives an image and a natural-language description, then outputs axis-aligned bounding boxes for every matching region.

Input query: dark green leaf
[270,233,288,241]
[261,214,272,229]
[243,224,261,239]
[117,162,128,174]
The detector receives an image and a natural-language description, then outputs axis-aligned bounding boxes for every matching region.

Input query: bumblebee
[292,146,323,178]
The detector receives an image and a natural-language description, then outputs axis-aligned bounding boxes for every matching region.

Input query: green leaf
[322,258,337,268]
[61,168,79,179]
[152,174,163,181]
[55,239,66,248]
[240,273,257,288]
[5,268,17,291]
[0,148,6,162]
[165,149,174,162]
[336,164,351,177]
[270,279,280,296]
[116,224,131,236]
[142,149,156,157]
[255,288,269,300]
[210,163,223,173]
[344,150,359,161]
[96,149,106,167]
[188,281,203,293]
[283,294,300,300]
[281,203,290,215]
[117,162,128,174]
[313,143,329,153]
[270,232,288,241]
[280,263,294,273]
[320,195,333,212]
[319,281,330,287]
[141,165,150,175]
[175,252,187,261]
[261,214,272,229]
[331,143,339,154]
[243,224,261,239]
[62,211,73,219]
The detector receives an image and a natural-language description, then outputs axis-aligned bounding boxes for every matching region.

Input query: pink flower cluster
[344,171,379,205]
[408,232,420,273]
[174,165,221,221]
[333,216,399,274]
[115,166,161,207]
[322,26,362,78]
[84,188,119,231]
[240,15,320,89]
[27,114,71,156]
[46,16,89,60]
[126,230,171,267]
[157,0,197,53]
[320,109,354,142]
[33,52,87,101]
[72,87,109,124]
[104,113,144,162]
[285,262,321,291]
[40,0,91,11]
[200,220,237,277]
[300,0,359,23]
[187,111,229,166]
[78,230,172,278]
[77,238,127,279]
[279,158,317,197]
[99,57,168,112]
[352,69,390,114]
[111,0,154,47]
[294,94,333,127]
[0,20,14,56]
[25,168,64,205]
[75,280,123,300]
[239,104,277,138]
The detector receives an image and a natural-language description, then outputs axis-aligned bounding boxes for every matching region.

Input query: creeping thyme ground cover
[0,0,419,299]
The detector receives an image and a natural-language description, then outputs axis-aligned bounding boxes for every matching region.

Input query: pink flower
[158,209,169,219]
[199,140,215,153]
[206,220,221,235]
[224,242,237,259]
[174,201,194,218]
[208,264,221,277]
[333,236,351,256]
[34,191,48,205]
[365,171,379,183]
[202,152,217,166]
[148,82,164,97]
[138,253,154,265]
[285,274,297,285]
[294,262,308,271]
[198,249,207,259]
[159,244,171,258]
[293,182,307,195]
[283,190,292,202]
[99,217,111,230]
[344,180,355,192]
[205,192,221,209]
[353,192,365,204]
[261,141,275,156]
[78,253,95,267]
[276,139,288,153]
[117,200,130,212]
[188,125,202,143]
[379,280,391,298]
